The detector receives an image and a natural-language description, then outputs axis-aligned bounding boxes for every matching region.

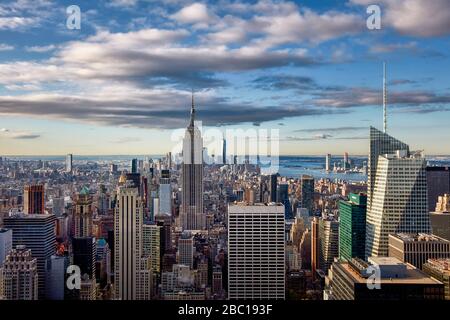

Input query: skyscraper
[0,228,12,266]
[222,138,227,165]
[131,158,138,174]
[311,217,320,277]
[2,245,38,300]
[159,169,171,216]
[73,187,93,238]
[318,216,339,273]
[339,193,367,261]
[367,127,409,211]
[180,94,204,230]
[366,149,431,257]
[3,213,56,299]
[114,187,151,300]
[300,175,314,215]
[66,154,73,173]
[228,203,285,299]
[269,174,278,203]
[178,233,194,269]
[23,184,45,214]
[325,154,331,172]
[142,223,161,273]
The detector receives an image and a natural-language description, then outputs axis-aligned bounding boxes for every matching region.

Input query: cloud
[0,17,38,30]
[0,86,334,129]
[0,43,14,51]
[350,0,450,37]
[370,42,417,54]
[25,44,56,52]
[171,3,215,27]
[294,126,366,133]
[0,128,41,139]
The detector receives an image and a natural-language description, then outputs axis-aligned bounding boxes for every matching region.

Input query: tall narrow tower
[180,93,205,230]
[383,61,387,133]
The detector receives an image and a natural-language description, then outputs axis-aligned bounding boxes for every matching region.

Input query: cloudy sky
[0,0,449,156]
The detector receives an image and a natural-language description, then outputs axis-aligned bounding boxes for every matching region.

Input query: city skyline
[0,0,450,155]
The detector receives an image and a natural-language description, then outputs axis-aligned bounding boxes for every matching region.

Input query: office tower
[66,154,73,173]
[131,158,138,174]
[300,175,314,215]
[423,259,450,300]
[73,237,97,280]
[142,223,161,273]
[278,182,292,219]
[367,127,409,211]
[325,154,331,172]
[366,150,431,257]
[180,94,204,230]
[114,187,150,300]
[45,255,66,300]
[212,266,223,295]
[125,173,141,190]
[23,184,45,214]
[2,245,38,300]
[228,203,285,299]
[435,194,450,212]
[222,138,226,164]
[269,174,278,202]
[299,229,311,270]
[178,233,194,269]
[311,217,319,276]
[388,233,450,269]
[318,216,339,273]
[159,169,171,216]
[73,187,93,238]
[0,228,12,265]
[96,239,111,287]
[426,167,450,212]
[324,257,444,300]
[343,152,349,170]
[4,213,56,299]
[339,193,367,261]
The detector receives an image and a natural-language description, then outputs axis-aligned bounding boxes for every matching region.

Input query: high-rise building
[278,182,292,219]
[228,203,285,299]
[45,255,67,300]
[300,175,314,215]
[324,257,444,300]
[114,187,151,300]
[131,158,138,174]
[66,154,73,173]
[366,149,431,258]
[73,187,93,238]
[269,174,278,202]
[23,184,45,214]
[222,138,226,165]
[0,228,12,266]
[178,233,194,269]
[318,216,339,273]
[73,237,97,280]
[388,233,450,269]
[325,154,331,172]
[311,217,320,277]
[2,245,38,300]
[426,167,450,212]
[159,169,171,216]
[430,209,450,241]
[367,127,409,212]
[339,193,367,261]
[4,213,56,299]
[180,95,204,230]
[423,259,450,300]
[343,152,349,170]
[142,223,161,273]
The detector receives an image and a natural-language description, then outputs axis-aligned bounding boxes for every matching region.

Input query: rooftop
[391,233,449,243]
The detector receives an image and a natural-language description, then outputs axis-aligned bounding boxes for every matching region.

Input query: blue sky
[0,0,449,155]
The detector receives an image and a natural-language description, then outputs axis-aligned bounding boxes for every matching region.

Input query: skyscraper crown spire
[189,89,195,128]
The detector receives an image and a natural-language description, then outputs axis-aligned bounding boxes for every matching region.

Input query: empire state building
[180,94,205,230]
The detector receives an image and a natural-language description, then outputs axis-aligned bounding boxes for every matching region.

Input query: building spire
[189,89,195,127]
[383,61,387,133]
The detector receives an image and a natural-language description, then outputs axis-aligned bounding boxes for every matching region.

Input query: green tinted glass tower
[339,193,367,261]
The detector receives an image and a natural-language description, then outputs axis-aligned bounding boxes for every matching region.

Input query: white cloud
[25,44,56,52]
[350,0,450,37]
[0,16,38,30]
[0,43,14,51]
[171,2,215,26]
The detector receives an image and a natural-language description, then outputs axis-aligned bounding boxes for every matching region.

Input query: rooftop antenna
[189,89,195,127]
[383,61,387,133]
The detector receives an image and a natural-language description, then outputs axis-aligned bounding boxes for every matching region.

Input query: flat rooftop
[342,260,442,285]
[391,233,449,243]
